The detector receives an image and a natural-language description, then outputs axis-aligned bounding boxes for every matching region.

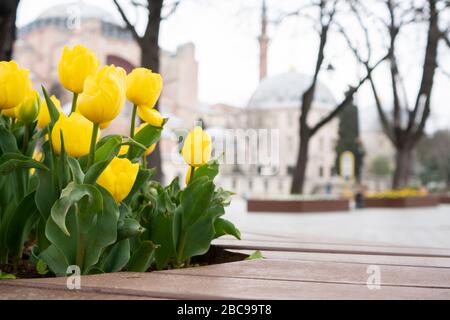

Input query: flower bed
[0,44,240,280]
[438,194,450,204]
[247,198,350,213]
[363,196,439,208]
[364,188,439,208]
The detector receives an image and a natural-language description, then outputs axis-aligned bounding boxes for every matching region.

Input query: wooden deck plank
[0,282,155,300]
[2,271,450,300]
[214,238,450,258]
[160,259,450,289]
[231,249,450,268]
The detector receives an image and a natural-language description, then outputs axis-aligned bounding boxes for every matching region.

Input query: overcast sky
[16,0,450,132]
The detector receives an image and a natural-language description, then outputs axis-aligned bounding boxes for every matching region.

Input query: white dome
[38,2,118,24]
[247,72,336,109]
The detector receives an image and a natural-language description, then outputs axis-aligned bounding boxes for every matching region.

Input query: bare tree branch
[113,0,143,45]
[310,52,389,136]
[161,0,181,20]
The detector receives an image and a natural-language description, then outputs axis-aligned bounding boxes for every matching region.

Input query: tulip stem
[87,123,100,169]
[22,125,30,154]
[141,154,147,168]
[127,104,138,160]
[130,104,137,138]
[70,93,78,114]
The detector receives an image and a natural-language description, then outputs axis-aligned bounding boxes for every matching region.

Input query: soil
[1,246,248,279]
[0,259,46,279]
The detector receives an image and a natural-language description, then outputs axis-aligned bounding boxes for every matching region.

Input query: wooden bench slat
[232,250,450,268]
[3,271,450,300]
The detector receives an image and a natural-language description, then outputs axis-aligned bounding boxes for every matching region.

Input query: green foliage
[417,130,450,188]
[138,161,240,269]
[370,155,392,177]
[0,85,240,278]
[334,97,364,180]
[245,250,264,260]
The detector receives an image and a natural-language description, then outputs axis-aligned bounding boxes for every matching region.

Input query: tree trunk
[141,0,164,183]
[392,145,413,189]
[290,129,310,194]
[0,0,19,61]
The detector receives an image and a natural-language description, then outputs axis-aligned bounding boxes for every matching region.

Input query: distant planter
[247,198,349,213]
[439,194,450,204]
[364,196,439,208]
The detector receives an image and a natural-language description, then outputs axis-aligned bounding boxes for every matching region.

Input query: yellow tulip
[126,68,163,108]
[30,149,43,175]
[77,65,127,124]
[2,106,18,118]
[96,157,139,202]
[0,60,32,110]
[185,165,198,185]
[37,95,62,129]
[118,145,129,156]
[51,113,99,157]
[137,107,164,127]
[16,90,40,125]
[181,126,212,167]
[99,121,112,129]
[58,45,99,93]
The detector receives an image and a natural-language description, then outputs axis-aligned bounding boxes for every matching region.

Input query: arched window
[106,55,135,73]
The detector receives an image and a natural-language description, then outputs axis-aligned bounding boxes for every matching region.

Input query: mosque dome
[37,2,118,24]
[247,71,336,109]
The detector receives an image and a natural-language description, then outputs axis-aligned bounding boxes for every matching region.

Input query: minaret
[258,0,269,81]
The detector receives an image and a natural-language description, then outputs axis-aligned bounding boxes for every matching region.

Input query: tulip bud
[37,95,62,129]
[77,65,127,124]
[16,90,40,125]
[58,45,99,93]
[126,68,163,108]
[51,113,100,157]
[181,126,212,167]
[0,61,32,110]
[137,107,164,128]
[96,157,139,202]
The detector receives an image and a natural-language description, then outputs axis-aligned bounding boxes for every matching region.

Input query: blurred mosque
[13,1,393,195]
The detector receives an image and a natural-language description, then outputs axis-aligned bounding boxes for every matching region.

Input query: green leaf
[42,186,118,275]
[245,250,264,260]
[5,192,41,258]
[128,124,162,160]
[0,271,16,280]
[180,176,215,229]
[123,168,155,204]
[0,124,19,153]
[67,157,84,184]
[93,135,121,164]
[213,218,241,240]
[0,153,49,175]
[98,239,130,273]
[83,160,111,185]
[146,205,178,270]
[192,160,219,182]
[56,130,71,191]
[50,183,103,236]
[181,203,224,260]
[39,244,70,276]
[175,177,216,263]
[127,241,157,272]
[36,259,49,275]
[41,86,60,127]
